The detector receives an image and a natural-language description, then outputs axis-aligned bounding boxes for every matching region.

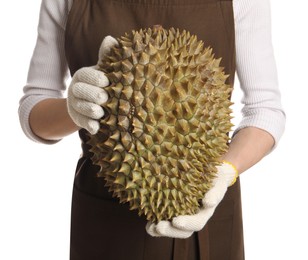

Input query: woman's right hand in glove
[67,66,109,135]
[67,36,118,135]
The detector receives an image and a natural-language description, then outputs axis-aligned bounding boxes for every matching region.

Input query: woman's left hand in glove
[146,161,238,238]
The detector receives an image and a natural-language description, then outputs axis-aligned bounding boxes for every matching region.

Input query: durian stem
[153,24,163,31]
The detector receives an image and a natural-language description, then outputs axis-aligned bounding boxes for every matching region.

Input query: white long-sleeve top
[19,0,286,146]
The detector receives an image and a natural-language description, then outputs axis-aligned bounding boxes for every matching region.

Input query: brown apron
[65,0,244,259]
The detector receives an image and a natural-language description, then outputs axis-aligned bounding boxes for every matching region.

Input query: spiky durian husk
[88,27,233,222]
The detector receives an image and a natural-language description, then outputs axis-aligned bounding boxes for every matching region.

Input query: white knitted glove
[67,36,118,134]
[146,161,238,238]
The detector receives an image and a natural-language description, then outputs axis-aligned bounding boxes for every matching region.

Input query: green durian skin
[87,27,233,222]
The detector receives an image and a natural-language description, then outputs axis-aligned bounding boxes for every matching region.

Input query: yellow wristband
[222,160,239,186]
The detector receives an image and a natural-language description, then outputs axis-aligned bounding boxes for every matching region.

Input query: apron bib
[65,0,244,259]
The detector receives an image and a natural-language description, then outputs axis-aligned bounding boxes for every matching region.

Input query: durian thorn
[178,179,186,192]
[126,181,137,190]
[171,145,180,157]
[114,143,125,152]
[157,182,162,192]
[122,87,134,100]
[126,192,134,202]
[171,189,178,200]
[152,163,161,175]
[147,43,158,55]
[142,169,152,180]
[154,33,162,48]
[135,64,145,80]
[134,78,146,91]
[106,98,118,112]
[163,189,171,200]
[142,80,155,96]
[174,67,185,81]
[133,40,144,52]
[120,34,130,41]
[129,201,139,210]
[144,63,156,79]
[111,83,123,97]
[144,150,155,163]
[122,46,133,59]
[171,83,185,102]
[104,138,115,149]
[147,176,156,189]
[112,47,122,60]
[150,52,161,65]
[123,153,135,164]
[143,135,153,148]
[113,174,126,186]
[121,132,132,147]
[121,72,134,86]
[117,116,130,130]
[157,192,163,206]
[162,142,173,152]
[119,99,131,115]
[133,31,142,44]
[149,191,157,210]
[136,140,146,154]
[118,163,131,175]
[119,38,132,47]
[178,192,184,203]
[130,51,138,65]
[132,117,143,129]
[178,159,190,171]
[167,157,178,168]
[121,59,134,73]
[156,197,162,210]
[139,156,151,169]
[108,71,122,83]
[127,143,136,153]
[132,128,143,138]
[132,171,142,182]
[194,40,204,55]
[170,55,178,67]
[132,189,138,200]
[159,39,168,51]
[171,200,179,212]
[139,52,150,65]
[175,119,190,135]
[165,127,175,138]
[145,31,151,45]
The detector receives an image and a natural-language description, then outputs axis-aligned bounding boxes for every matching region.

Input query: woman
[19,0,286,259]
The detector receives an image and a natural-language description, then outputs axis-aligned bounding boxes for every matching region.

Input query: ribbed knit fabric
[18,0,286,145]
[232,0,285,145]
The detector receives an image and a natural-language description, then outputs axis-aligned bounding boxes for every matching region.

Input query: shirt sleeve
[18,0,72,144]
[232,0,286,147]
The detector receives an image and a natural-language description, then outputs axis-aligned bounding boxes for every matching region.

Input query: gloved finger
[68,107,100,135]
[148,221,194,239]
[156,221,194,238]
[145,222,161,237]
[83,119,101,135]
[98,36,119,61]
[74,67,109,87]
[71,99,105,119]
[172,207,216,232]
[202,180,228,207]
[72,82,109,104]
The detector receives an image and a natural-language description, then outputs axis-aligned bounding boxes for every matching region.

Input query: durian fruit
[88,27,233,222]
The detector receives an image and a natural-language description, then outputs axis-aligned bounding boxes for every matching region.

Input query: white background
[0,0,307,259]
